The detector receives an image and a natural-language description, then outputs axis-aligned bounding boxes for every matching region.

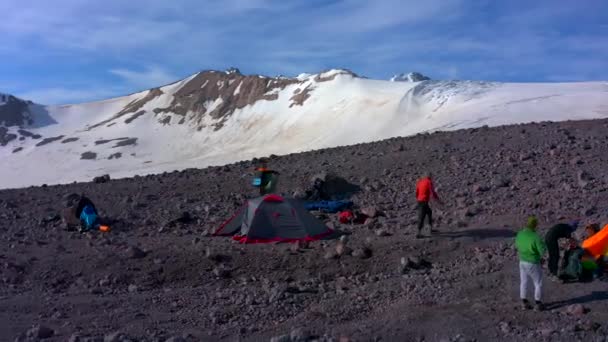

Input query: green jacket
[515,227,546,264]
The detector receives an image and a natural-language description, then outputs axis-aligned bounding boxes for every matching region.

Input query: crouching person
[515,216,547,311]
[62,194,102,232]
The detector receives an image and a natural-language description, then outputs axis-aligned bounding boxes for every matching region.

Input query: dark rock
[212,266,231,278]
[26,325,54,339]
[575,321,601,332]
[126,246,147,259]
[570,157,584,165]
[290,328,311,342]
[492,177,510,188]
[565,304,588,316]
[270,335,290,342]
[473,184,490,193]
[375,229,391,237]
[577,170,593,188]
[352,247,372,259]
[81,151,97,160]
[68,333,82,342]
[93,174,111,183]
[104,331,127,342]
[35,135,64,147]
[361,206,380,218]
[165,337,187,342]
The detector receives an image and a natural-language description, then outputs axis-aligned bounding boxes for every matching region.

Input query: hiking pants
[417,201,433,231]
[519,261,543,302]
[545,237,560,276]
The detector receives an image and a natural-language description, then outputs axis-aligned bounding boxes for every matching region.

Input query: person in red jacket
[415,172,442,238]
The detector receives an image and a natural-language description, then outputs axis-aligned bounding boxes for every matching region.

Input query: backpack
[252,171,265,187]
[560,248,584,280]
[79,204,98,229]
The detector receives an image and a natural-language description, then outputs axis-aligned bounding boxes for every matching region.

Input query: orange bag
[99,225,111,232]
[582,224,608,259]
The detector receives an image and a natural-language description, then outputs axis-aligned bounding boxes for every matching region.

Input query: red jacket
[416,177,439,202]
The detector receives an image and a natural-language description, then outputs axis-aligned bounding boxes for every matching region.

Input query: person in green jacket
[515,216,547,311]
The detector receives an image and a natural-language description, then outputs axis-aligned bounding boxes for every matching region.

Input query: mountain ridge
[1,67,608,189]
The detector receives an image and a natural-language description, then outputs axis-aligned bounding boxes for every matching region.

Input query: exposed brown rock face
[289,85,312,108]
[88,69,357,132]
[153,70,298,130]
[35,135,65,147]
[89,89,165,129]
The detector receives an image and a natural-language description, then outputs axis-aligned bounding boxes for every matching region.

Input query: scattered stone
[164,337,187,342]
[324,250,338,259]
[499,321,511,334]
[538,328,555,338]
[270,335,291,342]
[577,170,593,188]
[473,184,490,193]
[400,256,432,273]
[81,151,97,160]
[128,284,138,293]
[335,240,352,257]
[104,331,127,342]
[565,304,588,316]
[352,247,372,259]
[375,228,390,237]
[26,325,54,339]
[212,266,231,278]
[68,333,82,342]
[361,206,380,218]
[290,327,311,342]
[205,247,224,262]
[126,246,147,259]
[93,174,111,183]
[575,321,601,332]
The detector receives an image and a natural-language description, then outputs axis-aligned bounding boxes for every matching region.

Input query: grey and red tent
[214,194,334,243]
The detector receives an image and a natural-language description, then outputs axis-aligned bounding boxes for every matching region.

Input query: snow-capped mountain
[1,68,608,189]
[390,72,431,82]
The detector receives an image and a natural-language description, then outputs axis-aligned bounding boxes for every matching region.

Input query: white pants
[519,261,543,302]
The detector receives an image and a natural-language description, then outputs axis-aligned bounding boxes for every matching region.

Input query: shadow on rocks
[547,291,608,310]
[435,228,515,240]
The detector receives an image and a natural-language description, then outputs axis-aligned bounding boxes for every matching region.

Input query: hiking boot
[534,301,544,312]
[521,299,532,310]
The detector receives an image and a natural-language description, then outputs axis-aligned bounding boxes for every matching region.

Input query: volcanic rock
[26,325,54,339]
[93,174,111,183]
[352,247,372,259]
[565,304,588,316]
[126,246,147,259]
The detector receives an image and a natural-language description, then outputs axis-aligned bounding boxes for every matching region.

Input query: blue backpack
[79,204,98,229]
[252,170,265,187]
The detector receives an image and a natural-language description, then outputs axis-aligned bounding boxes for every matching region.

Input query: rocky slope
[2,118,608,341]
[1,68,607,189]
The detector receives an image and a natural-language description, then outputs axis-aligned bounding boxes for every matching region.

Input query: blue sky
[2,0,607,104]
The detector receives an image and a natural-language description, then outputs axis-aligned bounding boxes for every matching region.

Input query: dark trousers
[545,237,560,276]
[417,201,433,231]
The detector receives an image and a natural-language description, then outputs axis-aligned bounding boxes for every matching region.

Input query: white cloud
[17,87,125,105]
[109,66,179,89]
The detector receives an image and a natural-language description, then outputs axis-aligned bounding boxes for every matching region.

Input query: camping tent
[582,224,608,259]
[214,194,334,243]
